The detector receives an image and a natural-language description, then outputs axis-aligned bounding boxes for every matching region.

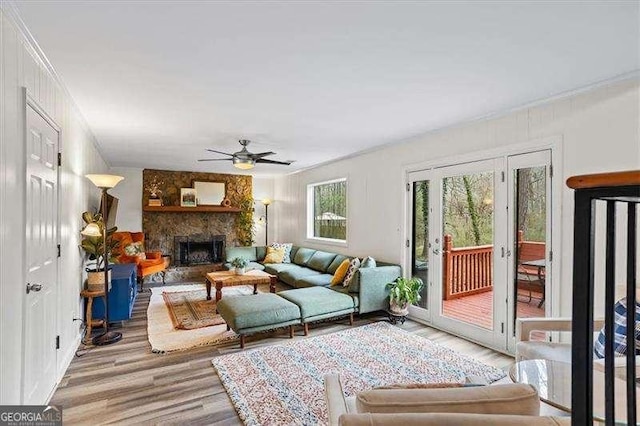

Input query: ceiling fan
[198,139,293,170]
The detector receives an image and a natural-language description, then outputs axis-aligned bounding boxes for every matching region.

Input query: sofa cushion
[361,256,377,268]
[293,247,316,266]
[289,246,300,262]
[278,287,356,319]
[224,261,265,272]
[263,246,285,264]
[331,259,351,286]
[279,266,321,286]
[327,254,350,275]
[343,258,361,287]
[355,383,540,416]
[331,285,359,308]
[271,242,294,263]
[263,263,297,275]
[217,293,300,331]
[297,274,334,288]
[307,250,338,273]
[226,246,257,262]
[256,246,267,261]
[594,297,640,358]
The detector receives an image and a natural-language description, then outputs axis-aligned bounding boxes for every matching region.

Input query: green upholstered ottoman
[217,293,301,349]
[278,287,356,335]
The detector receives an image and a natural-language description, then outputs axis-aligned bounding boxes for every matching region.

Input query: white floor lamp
[82,173,124,346]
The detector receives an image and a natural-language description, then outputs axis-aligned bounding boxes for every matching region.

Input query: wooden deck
[50,284,515,424]
[442,289,545,330]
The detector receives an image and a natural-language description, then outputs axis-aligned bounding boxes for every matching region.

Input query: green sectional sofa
[224,245,401,314]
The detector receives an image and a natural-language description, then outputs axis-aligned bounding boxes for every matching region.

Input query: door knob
[26,283,42,294]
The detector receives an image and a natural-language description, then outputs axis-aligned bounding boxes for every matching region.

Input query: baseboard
[48,332,81,403]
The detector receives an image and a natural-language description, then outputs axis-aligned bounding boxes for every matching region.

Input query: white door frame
[505,150,553,352]
[22,89,61,404]
[403,137,563,353]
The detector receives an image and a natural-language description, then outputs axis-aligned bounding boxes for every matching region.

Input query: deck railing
[442,234,493,300]
[442,233,545,300]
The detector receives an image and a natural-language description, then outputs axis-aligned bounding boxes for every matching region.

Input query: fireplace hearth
[174,235,225,266]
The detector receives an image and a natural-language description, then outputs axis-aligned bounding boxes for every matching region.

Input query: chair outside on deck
[516,230,546,308]
[112,231,168,291]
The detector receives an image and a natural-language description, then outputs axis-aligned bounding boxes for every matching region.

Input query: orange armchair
[112,232,168,290]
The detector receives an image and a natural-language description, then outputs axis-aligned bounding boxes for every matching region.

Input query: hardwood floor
[51,286,514,425]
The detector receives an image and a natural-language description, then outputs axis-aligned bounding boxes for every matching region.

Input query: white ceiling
[13,1,639,176]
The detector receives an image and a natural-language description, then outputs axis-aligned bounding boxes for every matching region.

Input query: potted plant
[231,257,249,275]
[80,211,120,291]
[387,277,424,316]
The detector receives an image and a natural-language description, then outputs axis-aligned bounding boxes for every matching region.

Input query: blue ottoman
[217,293,301,348]
[278,286,356,335]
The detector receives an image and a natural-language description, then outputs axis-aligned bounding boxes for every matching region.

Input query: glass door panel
[412,180,430,310]
[508,151,552,349]
[441,171,495,330]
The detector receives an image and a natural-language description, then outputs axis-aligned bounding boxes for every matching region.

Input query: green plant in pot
[80,211,120,291]
[387,277,424,316]
[231,257,249,275]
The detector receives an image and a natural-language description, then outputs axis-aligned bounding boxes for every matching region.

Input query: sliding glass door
[406,150,552,352]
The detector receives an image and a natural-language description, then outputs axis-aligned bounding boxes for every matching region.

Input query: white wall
[253,177,275,246]
[0,7,108,404]
[273,78,640,319]
[109,167,143,232]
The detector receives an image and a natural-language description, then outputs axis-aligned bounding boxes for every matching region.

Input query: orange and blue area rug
[212,321,506,425]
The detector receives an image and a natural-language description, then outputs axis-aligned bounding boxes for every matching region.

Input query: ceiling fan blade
[206,149,234,157]
[250,151,275,158]
[255,158,293,165]
[197,158,232,162]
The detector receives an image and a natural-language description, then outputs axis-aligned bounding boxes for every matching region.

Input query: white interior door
[23,102,59,404]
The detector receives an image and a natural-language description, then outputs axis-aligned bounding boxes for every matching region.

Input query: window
[307,178,347,242]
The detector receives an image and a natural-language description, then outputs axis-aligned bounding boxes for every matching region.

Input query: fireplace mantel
[143,205,241,213]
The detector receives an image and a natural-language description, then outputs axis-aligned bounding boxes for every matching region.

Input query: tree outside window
[308,179,347,241]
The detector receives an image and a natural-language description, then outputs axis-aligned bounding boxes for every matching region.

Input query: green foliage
[236,196,255,246]
[231,257,249,268]
[313,180,347,240]
[387,277,424,306]
[80,211,119,271]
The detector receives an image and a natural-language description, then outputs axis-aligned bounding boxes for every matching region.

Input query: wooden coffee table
[205,269,277,302]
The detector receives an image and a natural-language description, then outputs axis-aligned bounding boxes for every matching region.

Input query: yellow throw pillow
[330,259,351,286]
[263,246,285,264]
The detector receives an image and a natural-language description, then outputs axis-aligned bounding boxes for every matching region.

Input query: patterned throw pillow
[263,246,285,264]
[361,256,376,268]
[343,257,361,287]
[271,243,293,263]
[594,297,640,359]
[330,259,351,286]
[124,241,146,260]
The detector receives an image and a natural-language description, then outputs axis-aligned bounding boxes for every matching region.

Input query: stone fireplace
[141,169,253,282]
[174,235,225,266]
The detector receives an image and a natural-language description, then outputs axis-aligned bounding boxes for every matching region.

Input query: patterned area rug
[212,322,507,425]
[148,284,254,353]
[162,289,225,330]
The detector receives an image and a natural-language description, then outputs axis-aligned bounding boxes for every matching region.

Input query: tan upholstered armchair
[516,317,640,379]
[324,374,569,426]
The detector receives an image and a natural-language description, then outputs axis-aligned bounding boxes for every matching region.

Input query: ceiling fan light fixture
[233,157,255,170]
